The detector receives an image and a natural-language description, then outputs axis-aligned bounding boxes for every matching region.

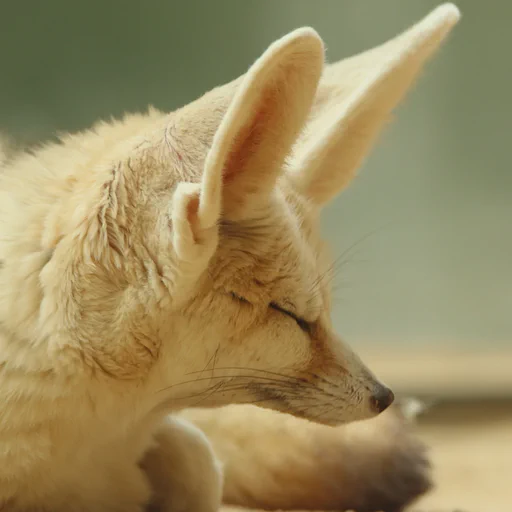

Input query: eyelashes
[229,292,312,334]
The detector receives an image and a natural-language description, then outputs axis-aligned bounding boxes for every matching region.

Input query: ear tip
[292,26,322,41]
[282,27,325,56]
[410,3,460,47]
[431,3,461,26]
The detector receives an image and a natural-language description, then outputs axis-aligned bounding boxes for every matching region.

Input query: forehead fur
[205,185,332,317]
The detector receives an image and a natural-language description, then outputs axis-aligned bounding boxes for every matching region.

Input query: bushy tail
[180,401,432,512]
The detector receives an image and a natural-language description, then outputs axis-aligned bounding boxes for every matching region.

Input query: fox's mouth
[245,375,395,426]
[169,365,393,425]
[247,384,355,425]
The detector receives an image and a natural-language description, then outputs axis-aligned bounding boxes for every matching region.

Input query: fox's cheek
[201,307,261,344]
[301,326,340,375]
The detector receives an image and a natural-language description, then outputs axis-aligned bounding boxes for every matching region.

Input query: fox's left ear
[288,3,461,206]
[171,27,324,261]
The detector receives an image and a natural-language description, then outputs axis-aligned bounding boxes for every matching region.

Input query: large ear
[171,28,324,260]
[288,3,460,206]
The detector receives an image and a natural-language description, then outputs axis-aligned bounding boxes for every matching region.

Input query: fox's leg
[140,416,223,512]
[182,401,431,512]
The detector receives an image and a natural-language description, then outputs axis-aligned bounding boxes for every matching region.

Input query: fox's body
[0,5,459,512]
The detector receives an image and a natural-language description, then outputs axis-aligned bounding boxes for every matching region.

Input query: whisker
[157,373,313,395]
[187,380,228,406]
[310,223,392,295]
[184,366,318,390]
[176,384,304,407]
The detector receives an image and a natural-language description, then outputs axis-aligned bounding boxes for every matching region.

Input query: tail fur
[181,401,432,512]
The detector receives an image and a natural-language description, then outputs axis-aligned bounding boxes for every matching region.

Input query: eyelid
[269,302,311,334]
[229,292,251,304]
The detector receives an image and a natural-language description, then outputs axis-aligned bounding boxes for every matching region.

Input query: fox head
[0,5,459,426]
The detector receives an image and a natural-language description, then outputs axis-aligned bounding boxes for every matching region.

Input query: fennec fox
[0,4,459,512]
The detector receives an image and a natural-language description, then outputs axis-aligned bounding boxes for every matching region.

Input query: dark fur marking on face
[249,382,292,409]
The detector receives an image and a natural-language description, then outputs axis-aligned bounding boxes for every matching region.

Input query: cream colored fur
[181,401,431,512]
[0,4,459,512]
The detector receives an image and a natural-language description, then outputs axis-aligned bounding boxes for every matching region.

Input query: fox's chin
[250,389,382,427]
[291,406,381,427]
[255,400,381,427]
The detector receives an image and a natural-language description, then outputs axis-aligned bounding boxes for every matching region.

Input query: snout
[369,383,395,414]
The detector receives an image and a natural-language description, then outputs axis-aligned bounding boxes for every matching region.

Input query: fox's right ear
[171,28,324,261]
[289,3,460,206]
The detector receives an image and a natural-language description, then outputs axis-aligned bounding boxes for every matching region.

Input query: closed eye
[229,292,251,304]
[269,302,312,334]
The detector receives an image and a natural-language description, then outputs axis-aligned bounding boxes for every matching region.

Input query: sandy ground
[412,401,512,512]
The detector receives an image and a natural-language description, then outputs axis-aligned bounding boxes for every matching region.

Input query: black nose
[370,384,395,413]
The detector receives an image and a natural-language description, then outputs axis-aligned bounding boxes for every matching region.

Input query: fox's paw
[141,416,223,512]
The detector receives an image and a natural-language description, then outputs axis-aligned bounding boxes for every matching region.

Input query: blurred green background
[0,1,510,351]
